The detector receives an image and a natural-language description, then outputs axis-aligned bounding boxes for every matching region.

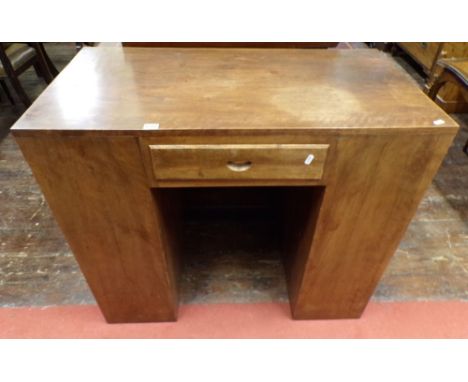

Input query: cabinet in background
[397,42,468,113]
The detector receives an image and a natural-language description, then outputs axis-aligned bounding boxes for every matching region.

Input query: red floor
[1,301,467,338]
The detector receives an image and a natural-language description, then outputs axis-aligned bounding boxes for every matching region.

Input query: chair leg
[33,62,44,78]
[390,43,400,56]
[427,77,448,100]
[8,75,31,107]
[0,79,15,105]
[35,56,53,84]
[39,43,58,77]
[29,43,54,84]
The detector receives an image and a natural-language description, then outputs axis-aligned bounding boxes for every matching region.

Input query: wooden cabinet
[398,42,468,112]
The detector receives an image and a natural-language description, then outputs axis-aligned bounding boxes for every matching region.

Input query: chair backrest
[0,43,16,78]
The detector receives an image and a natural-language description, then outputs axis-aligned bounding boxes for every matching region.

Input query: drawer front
[148,144,329,182]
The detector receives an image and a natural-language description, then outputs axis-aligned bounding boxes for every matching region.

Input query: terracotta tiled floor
[0,43,467,307]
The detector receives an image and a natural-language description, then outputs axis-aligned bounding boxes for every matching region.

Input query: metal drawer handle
[226,160,252,172]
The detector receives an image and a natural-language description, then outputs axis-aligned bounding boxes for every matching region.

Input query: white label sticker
[432,119,445,126]
[142,123,160,130]
[304,154,315,165]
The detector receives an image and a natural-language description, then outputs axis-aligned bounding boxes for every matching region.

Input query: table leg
[288,133,455,319]
[14,135,179,323]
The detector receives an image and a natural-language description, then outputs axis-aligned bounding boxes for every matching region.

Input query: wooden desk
[122,42,339,48]
[12,48,458,323]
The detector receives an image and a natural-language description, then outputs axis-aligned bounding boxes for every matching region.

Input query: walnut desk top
[12,48,458,322]
[12,47,457,135]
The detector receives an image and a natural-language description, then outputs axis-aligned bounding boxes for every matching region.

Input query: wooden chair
[0,78,15,104]
[428,58,468,155]
[0,43,54,107]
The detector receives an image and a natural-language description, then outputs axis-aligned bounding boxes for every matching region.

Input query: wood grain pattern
[11,48,459,322]
[138,130,455,319]
[14,136,178,323]
[122,42,339,49]
[12,48,457,135]
[147,144,328,185]
[291,133,456,318]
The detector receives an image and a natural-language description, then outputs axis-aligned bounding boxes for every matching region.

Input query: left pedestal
[14,134,179,323]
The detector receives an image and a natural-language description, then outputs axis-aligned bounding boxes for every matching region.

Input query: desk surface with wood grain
[13,47,457,134]
[12,48,458,323]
